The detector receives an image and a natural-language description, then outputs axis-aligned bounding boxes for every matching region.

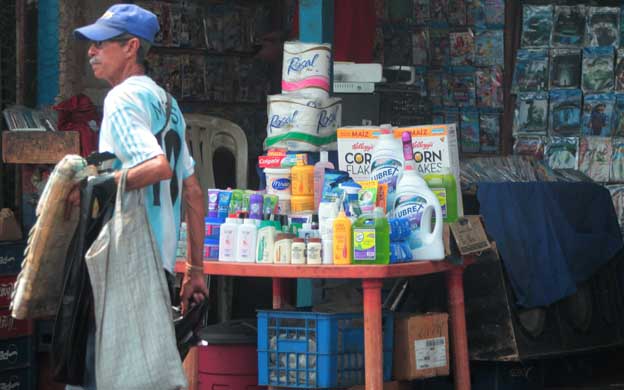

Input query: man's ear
[125,37,140,58]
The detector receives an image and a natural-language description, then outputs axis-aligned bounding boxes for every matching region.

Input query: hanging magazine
[615,49,624,92]
[613,94,624,137]
[512,49,549,93]
[582,93,615,137]
[586,7,620,48]
[413,0,431,26]
[582,47,614,93]
[606,185,624,233]
[578,136,612,183]
[513,136,545,159]
[475,29,504,67]
[549,49,581,89]
[484,0,505,27]
[460,108,480,153]
[476,66,503,109]
[545,137,579,170]
[513,92,549,135]
[450,30,475,66]
[427,71,448,106]
[611,138,624,182]
[480,111,500,153]
[445,106,460,126]
[466,0,486,27]
[521,5,553,48]
[552,5,586,48]
[549,89,582,136]
[430,28,450,67]
[448,0,467,26]
[430,0,449,26]
[412,29,429,66]
[450,67,476,107]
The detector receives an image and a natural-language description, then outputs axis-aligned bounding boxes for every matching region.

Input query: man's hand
[179,272,209,314]
[64,183,81,220]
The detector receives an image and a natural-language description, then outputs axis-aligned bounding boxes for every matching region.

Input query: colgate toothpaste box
[337,124,463,215]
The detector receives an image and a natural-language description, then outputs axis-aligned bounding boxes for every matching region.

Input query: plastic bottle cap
[320,151,329,162]
[244,219,257,225]
[293,238,305,243]
[225,218,239,224]
[308,237,321,243]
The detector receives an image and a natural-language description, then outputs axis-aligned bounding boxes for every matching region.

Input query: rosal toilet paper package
[282,41,332,99]
[265,94,341,152]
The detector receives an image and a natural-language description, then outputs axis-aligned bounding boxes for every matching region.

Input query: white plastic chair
[184,114,248,192]
[183,113,248,322]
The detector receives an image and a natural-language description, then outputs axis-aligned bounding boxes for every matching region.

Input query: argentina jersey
[99,75,194,272]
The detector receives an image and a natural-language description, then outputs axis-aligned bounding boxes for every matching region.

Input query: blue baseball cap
[74,4,160,44]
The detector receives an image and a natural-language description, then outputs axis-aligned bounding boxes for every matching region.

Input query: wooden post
[362,279,383,390]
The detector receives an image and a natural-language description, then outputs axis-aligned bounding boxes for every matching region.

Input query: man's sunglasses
[91,36,133,49]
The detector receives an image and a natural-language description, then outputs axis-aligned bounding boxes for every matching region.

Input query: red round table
[175,259,474,390]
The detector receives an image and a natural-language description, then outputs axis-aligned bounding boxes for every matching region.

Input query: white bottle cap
[320,150,329,162]
[226,218,239,224]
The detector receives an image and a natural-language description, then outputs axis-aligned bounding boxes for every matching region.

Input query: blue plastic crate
[257,310,393,388]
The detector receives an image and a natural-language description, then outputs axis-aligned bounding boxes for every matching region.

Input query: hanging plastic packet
[358,181,378,214]
[321,169,351,203]
[263,194,279,219]
[339,181,362,217]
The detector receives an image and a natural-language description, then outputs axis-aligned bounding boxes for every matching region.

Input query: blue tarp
[477,182,623,308]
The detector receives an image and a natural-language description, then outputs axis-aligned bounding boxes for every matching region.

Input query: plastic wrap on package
[11,155,96,319]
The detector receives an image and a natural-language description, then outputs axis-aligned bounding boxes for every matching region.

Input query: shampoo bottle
[314,151,335,209]
[332,210,352,265]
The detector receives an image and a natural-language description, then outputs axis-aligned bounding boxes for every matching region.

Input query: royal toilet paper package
[265,94,341,152]
[282,41,332,99]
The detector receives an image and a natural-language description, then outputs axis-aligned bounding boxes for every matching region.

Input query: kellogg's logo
[0,375,20,390]
[0,257,15,266]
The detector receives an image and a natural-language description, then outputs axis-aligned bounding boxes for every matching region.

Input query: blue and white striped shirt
[99,75,194,272]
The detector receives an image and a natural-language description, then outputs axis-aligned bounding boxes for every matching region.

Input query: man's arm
[179,173,209,313]
[65,154,172,218]
[113,154,172,190]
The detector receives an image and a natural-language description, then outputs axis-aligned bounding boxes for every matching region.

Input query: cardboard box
[2,130,80,164]
[393,313,450,381]
[336,124,463,215]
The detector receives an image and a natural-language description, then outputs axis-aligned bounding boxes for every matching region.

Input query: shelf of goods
[175,258,475,390]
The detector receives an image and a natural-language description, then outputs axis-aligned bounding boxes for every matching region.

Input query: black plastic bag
[51,175,116,385]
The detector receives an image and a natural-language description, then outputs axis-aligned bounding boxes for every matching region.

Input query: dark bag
[51,175,116,385]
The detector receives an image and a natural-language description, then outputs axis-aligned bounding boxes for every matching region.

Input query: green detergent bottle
[351,207,390,264]
[424,167,458,223]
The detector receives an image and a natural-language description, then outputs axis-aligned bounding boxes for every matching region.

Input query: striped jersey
[99,75,194,272]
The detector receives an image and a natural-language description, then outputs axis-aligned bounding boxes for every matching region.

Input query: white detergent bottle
[370,125,404,212]
[393,164,445,260]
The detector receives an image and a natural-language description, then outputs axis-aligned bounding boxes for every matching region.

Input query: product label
[291,245,306,263]
[271,178,291,191]
[307,244,322,264]
[353,228,376,261]
[415,337,447,370]
[370,159,402,192]
[431,188,447,217]
[221,230,235,258]
[394,195,428,229]
[238,230,253,258]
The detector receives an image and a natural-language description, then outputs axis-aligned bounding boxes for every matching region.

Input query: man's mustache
[89,57,101,65]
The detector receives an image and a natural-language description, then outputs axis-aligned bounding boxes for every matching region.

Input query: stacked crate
[0,241,36,390]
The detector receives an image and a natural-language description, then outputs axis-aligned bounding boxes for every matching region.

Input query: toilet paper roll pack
[282,41,332,99]
[265,95,342,152]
